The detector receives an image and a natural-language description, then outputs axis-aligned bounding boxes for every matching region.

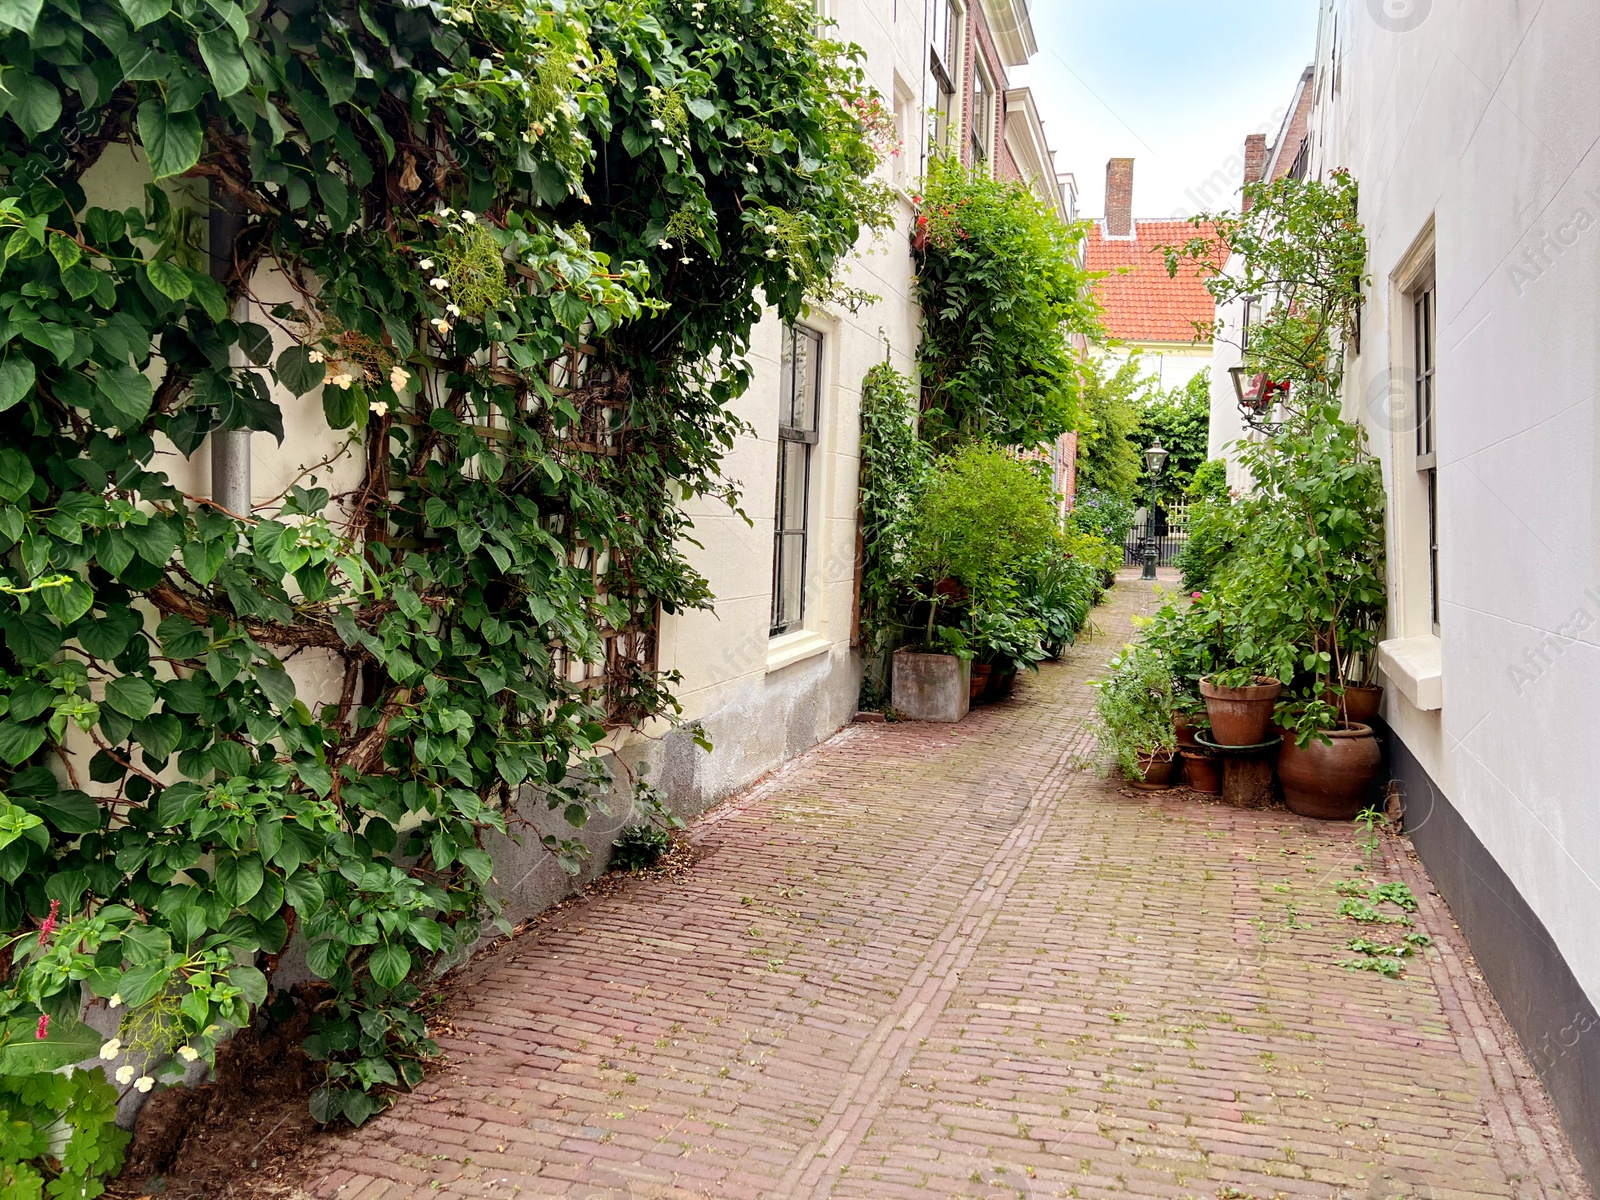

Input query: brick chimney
[1242,134,1268,212]
[1104,158,1134,236]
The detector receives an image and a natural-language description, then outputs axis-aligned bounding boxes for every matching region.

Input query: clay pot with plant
[1087,644,1178,787]
[1276,699,1382,819]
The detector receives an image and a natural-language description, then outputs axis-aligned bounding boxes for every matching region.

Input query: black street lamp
[1141,438,1168,580]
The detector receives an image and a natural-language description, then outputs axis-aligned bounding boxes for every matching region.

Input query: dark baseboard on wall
[1388,734,1599,1191]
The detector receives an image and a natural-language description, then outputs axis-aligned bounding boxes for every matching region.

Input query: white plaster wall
[1097,343,1212,394]
[639,0,928,807]
[1311,0,1600,1011]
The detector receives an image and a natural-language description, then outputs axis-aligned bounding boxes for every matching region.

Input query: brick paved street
[304,576,1590,1200]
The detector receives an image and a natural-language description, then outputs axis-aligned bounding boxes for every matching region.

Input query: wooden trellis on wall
[383,335,661,728]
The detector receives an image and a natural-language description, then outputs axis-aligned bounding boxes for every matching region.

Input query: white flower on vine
[431,317,452,336]
[650,119,666,132]
[430,276,450,290]
[680,257,692,265]
[763,224,778,235]
[659,240,672,250]
[418,257,435,271]
[177,1045,200,1062]
[307,350,325,364]
[115,1065,135,1085]
[389,365,411,391]
[746,163,758,173]
[328,372,355,390]
[99,1038,121,1059]
[446,304,461,317]
[461,210,477,224]
[108,994,123,1009]
[765,248,778,259]
[370,400,390,418]
[134,1075,154,1093]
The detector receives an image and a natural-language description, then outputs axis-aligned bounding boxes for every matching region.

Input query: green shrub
[1131,370,1212,505]
[611,826,672,872]
[858,364,932,657]
[907,445,1060,639]
[1074,358,1147,502]
[913,158,1098,449]
[1071,489,1136,554]
[1087,644,1176,779]
[1016,552,1102,658]
[0,1069,128,1200]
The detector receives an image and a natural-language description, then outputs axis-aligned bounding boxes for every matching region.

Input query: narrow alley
[296,577,1589,1200]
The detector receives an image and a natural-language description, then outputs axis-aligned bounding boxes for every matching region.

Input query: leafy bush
[913,158,1098,449]
[611,826,672,872]
[1071,489,1136,554]
[906,445,1061,640]
[1073,357,1148,502]
[0,0,893,1128]
[0,1068,128,1200]
[858,364,931,658]
[1087,644,1176,779]
[1017,551,1103,659]
[1132,370,1212,505]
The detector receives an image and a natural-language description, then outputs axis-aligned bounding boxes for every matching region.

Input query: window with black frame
[1413,275,1439,633]
[772,324,822,637]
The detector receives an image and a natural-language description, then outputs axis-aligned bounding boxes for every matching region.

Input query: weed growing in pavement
[1334,812,1428,976]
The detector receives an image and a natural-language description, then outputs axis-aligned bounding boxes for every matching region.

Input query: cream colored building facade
[1212,3,1600,1182]
[78,1,1071,922]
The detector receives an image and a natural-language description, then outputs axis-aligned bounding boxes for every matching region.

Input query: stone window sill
[1378,635,1442,711]
[767,630,831,673]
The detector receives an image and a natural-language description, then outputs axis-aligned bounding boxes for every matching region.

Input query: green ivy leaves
[137,100,204,179]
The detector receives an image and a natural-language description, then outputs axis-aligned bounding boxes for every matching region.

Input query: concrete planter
[892,648,971,722]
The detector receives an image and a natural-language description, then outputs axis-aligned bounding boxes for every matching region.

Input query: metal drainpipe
[208,187,251,515]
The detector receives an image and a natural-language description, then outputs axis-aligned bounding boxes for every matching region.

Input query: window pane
[778,439,808,530]
[783,328,819,432]
[772,532,806,633]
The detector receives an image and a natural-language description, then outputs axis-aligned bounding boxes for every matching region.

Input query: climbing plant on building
[0,0,893,1143]
[911,157,1098,451]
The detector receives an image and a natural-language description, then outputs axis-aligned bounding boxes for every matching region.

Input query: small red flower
[1191,591,1203,601]
[35,1014,49,1040]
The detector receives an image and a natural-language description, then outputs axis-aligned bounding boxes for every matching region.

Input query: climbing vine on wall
[911,156,1098,451]
[0,0,892,1136]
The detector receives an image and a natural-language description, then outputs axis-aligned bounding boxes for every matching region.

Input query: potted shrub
[1088,644,1177,787]
[894,444,1060,719]
[966,608,1047,702]
[892,626,973,722]
[1276,699,1381,819]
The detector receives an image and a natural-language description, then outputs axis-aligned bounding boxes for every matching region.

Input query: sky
[1007,0,1320,221]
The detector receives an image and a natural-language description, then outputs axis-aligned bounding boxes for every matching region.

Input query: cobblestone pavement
[305,575,1590,1200]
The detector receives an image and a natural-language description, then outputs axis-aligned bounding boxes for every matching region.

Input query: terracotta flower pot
[1200,676,1283,747]
[1173,712,1203,749]
[1130,749,1176,790]
[1278,722,1382,820]
[969,663,993,704]
[1180,749,1222,795]
[985,663,1017,701]
[1331,684,1384,726]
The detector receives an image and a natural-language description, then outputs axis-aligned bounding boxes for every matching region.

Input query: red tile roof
[1085,219,1221,345]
